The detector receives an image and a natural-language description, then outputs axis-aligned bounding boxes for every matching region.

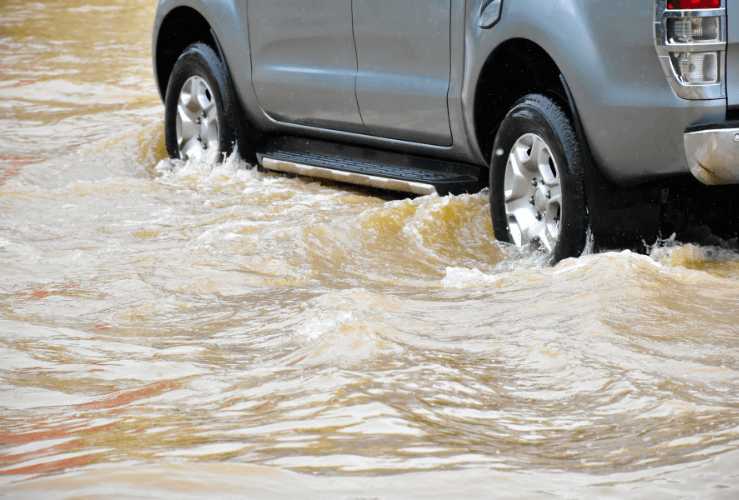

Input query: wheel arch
[470,38,568,165]
[153,6,217,102]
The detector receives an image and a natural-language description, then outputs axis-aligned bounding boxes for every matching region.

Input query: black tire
[489,94,588,264]
[164,42,243,162]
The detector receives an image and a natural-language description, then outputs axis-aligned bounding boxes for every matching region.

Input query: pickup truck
[152,0,739,263]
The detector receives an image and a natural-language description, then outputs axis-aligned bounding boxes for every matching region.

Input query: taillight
[654,0,726,99]
[667,0,720,9]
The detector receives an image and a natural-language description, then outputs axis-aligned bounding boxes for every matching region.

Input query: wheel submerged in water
[489,94,588,265]
[164,43,241,162]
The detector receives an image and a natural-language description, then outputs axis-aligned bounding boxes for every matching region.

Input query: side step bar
[257,137,483,196]
[261,156,437,195]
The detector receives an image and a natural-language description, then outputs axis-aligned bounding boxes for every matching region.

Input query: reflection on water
[1,0,739,498]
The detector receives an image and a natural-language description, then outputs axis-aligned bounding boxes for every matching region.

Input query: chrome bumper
[684,127,739,185]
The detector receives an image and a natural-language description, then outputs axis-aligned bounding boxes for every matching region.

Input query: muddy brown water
[1,1,739,498]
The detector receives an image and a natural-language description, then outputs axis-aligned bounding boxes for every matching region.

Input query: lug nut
[536,213,542,221]
[529,196,535,205]
[531,179,537,186]
[546,191,551,199]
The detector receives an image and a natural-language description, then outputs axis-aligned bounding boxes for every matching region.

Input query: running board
[257,137,483,196]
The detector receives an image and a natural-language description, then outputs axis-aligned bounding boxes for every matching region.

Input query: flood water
[1,1,739,498]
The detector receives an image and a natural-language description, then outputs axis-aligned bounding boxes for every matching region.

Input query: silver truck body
[153,0,738,185]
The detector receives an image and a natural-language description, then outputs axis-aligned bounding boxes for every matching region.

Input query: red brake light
[667,0,720,8]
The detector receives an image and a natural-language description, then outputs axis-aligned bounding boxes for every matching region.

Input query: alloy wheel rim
[176,76,220,160]
[503,133,562,252]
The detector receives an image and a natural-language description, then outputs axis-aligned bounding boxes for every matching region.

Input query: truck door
[247,0,366,133]
[352,0,453,146]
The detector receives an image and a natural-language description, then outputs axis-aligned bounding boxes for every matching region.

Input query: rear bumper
[684,119,739,185]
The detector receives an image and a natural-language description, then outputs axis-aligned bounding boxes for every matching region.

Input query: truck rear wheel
[489,94,588,264]
[164,42,241,162]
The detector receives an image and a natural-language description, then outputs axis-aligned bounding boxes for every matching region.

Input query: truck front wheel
[489,94,588,264]
[164,42,241,162]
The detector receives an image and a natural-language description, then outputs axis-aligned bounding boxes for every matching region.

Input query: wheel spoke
[505,151,534,202]
[177,106,198,144]
[506,195,535,214]
[202,94,216,115]
[544,206,561,241]
[515,140,537,177]
[530,136,546,169]
[534,221,555,252]
[543,180,562,249]
[180,136,203,160]
[204,106,220,149]
[507,216,523,246]
[179,79,193,108]
[191,77,202,105]
[548,183,562,206]
[509,206,539,245]
[205,102,218,123]
[196,80,211,112]
[204,121,220,150]
[535,146,553,182]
